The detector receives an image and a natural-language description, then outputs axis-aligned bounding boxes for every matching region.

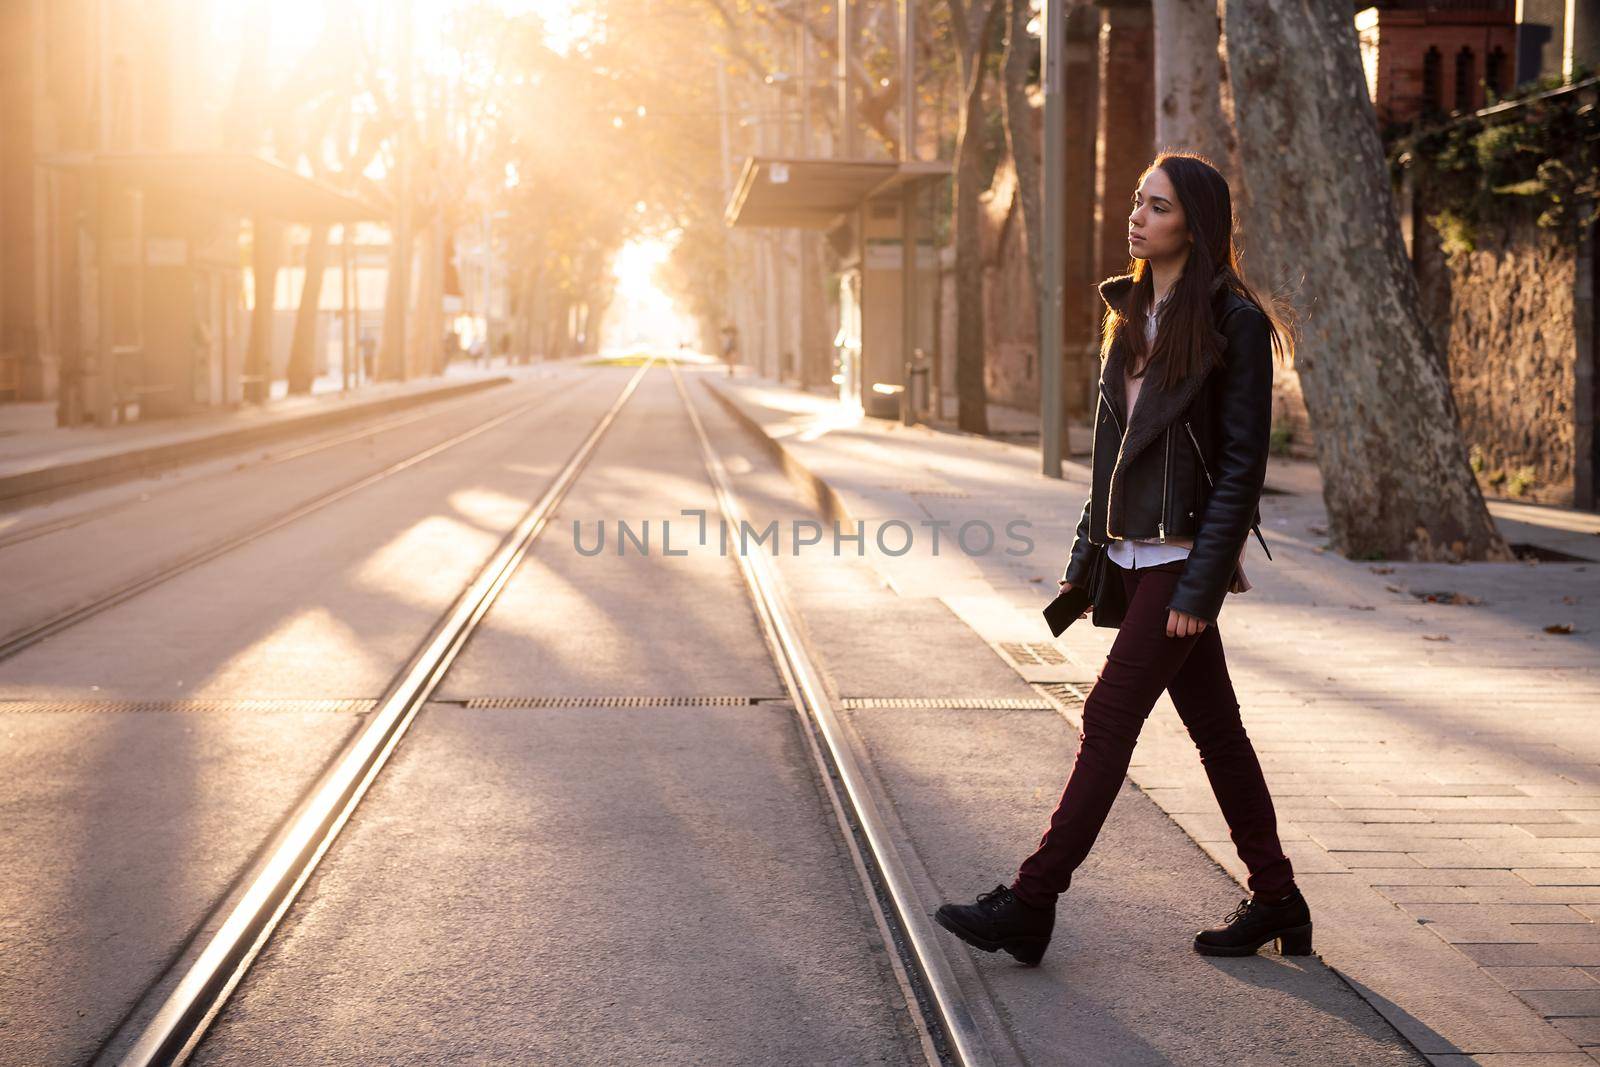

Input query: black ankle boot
[933,884,1055,966]
[1193,888,1314,957]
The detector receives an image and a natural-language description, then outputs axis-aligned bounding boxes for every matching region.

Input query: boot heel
[1277,923,1313,956]
[1005,938,1049,967]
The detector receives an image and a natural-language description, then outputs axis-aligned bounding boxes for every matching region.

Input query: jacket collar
[1095,271,1233,537]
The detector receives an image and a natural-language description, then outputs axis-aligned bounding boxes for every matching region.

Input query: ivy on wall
[1386,66,1599,257]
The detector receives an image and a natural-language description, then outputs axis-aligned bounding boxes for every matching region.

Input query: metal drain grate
[999,641,1067,666]
[0,698,378,715]
[1034,682,1089,707]
[452,695,766,709]
[840,696,1054,710]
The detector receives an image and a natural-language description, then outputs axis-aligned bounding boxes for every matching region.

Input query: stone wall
[1413,201,1580,506]
[979,155,1040,409]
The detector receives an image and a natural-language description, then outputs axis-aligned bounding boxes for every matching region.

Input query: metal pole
[772,76,789,383]
[352,228,364,385]
[900,0,915,161]
[899,0,917,423]
[482,205,492,365]
[800,1,812,155]
[716,62,740,367]
[342,224,354,394]
[396,0,413,379]
[94,174,114,426]
[838,0,853,157]
[1040,0,1065,478]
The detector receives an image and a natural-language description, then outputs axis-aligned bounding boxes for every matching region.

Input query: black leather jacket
[1061,272,1273,625]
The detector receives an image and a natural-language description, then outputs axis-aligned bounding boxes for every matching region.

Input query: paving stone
[1416,852,1564,869]
[1377,886,1491,904]
[1426,1055,1600,1066]
[1459,945,1600,967]
[1370,870,1540,887]
[1338,851,1425,868]
[1516,990,1600,1017]
[1422,924,1544,945]
[1401,905,1590,925]
[1394,888,1600,906]
[1485,968,1600,992]
[1425,925,1600,945]
[1298,872,1585,1054]
[1549,1017,1600,1045]
[1519,872,1600,887]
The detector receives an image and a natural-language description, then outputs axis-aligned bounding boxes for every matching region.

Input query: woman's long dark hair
[1102,151,1296,392]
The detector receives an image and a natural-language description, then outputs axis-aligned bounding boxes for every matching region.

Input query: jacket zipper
[1097,381,1128,541]
[1186,419,1274,561]
[1185,421,1213,486]
[1099,380,1123,435]
[1157,426,1170,541]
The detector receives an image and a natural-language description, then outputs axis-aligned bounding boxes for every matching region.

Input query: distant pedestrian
[720,323,739,378]
[359,333,377,381]
[934,151,1306,967]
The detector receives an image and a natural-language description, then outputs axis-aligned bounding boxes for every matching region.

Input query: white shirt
[1107,300,1191,569]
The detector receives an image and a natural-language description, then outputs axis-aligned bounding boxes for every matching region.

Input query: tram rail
[0,377,549,552]
[0,376,595,663]
[95,356,990,1066]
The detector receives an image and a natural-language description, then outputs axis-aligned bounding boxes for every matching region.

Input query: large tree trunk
[285,225,330,394]
[1151,0,1232,168]
[378,231,408,380]
[244,217,283,403]
[1001,0,1042,305]
[952,0,1004,435]
[1221,0,1511,562]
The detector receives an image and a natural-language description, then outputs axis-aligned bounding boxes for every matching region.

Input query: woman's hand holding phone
[1059,579,1090,617]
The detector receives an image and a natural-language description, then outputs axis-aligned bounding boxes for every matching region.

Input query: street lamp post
[1040,0,1065,477]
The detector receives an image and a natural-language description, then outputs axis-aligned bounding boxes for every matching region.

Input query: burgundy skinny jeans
[1012,557,1296,909]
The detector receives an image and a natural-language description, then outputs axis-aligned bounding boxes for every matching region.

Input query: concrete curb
[0,376,511,504]
[700,378,856,532]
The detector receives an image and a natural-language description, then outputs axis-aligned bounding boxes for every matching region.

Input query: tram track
[94,355,989,1066]
[0,373,598,663]
[0,375,553,552]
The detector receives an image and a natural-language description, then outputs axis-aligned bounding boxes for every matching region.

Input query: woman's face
[1127,167,1191,264]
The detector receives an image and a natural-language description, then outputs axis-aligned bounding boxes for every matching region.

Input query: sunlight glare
[603,235,699,352]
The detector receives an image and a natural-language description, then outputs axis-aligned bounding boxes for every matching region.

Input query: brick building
[1357,1,1519,126]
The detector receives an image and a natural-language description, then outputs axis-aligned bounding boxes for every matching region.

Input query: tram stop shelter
[38,152,383,425]
[723,156,949,420]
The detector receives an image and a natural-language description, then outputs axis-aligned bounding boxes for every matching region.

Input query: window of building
[1422,46,1443,116]
[1455,46,1476,112]
[1486,45,1508,98]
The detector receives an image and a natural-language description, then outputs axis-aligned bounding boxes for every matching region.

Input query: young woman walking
[934,152,1307,968]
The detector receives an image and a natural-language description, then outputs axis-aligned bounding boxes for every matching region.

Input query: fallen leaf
[1347,604,1377,611]
[1409,589,1481,605]
[1544,623,1575,634]
[1561,595,1579,605]
[1384,584,1406,594]
[1308,524,1327,535]
[1369,565,1395,574]
[1422,633,1451,641]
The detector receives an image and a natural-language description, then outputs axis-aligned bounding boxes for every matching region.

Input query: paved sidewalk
[0,365,521,502]
[705,372,1600,1066]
